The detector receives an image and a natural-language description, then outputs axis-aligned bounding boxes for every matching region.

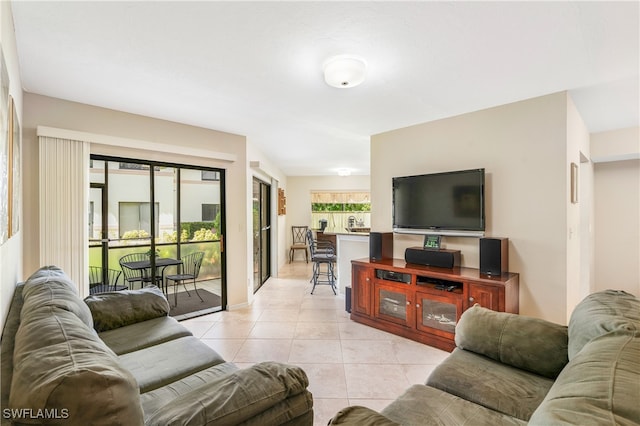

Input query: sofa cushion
[84,285,170,332]
[22,265,93,328]
[329,406,400,425]
[455,305,568,379]
[427,348,554,421]
[10,304,143,425]
[99,316,192,355]
[529,331,640,426]
[143,362,312,426]
[119,335,226,393]
[140,362,239,418]
[567,289,640,359]
[380,384,526,426]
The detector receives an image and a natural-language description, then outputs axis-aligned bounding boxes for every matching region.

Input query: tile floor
[179,261,449,425]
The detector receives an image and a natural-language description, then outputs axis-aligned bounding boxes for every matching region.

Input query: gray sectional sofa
[329,289,640,425]
[1,266,313,425]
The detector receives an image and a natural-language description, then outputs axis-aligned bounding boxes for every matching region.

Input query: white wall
[591,127,640,297]
[372,92,571,323]
[565,95,592,321]
[246,141,287,296]
[0,1,24,329]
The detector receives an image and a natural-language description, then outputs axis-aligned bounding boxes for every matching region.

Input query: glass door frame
[253,177,271,293]
[89,155,227,310]
[89,182,109,284]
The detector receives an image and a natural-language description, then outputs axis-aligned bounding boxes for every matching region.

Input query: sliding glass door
[89,156,226,318]
[253,178,271,292]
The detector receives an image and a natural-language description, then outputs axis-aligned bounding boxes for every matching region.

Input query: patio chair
[89,266,126,294]
[165,251,205,307]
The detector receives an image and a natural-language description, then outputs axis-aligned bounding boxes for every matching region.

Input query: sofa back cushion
[22,265,93,328]
[9,266,144,425]
[455,305,568,379]
[568,290,640,359]
[84,286,170,332]
[529,331,640,425]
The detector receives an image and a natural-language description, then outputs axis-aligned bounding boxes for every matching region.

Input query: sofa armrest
[144,361,310,426]
[329,406,400,425]
[84,286,170,332]
[455,305,568,379]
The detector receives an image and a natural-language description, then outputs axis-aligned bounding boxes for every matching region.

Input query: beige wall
[592,127,640,297]
[0,1,24,329]
[246,144,288,285]
[565,95,592,321]
[372,92,572,323]
[21,93,254,309]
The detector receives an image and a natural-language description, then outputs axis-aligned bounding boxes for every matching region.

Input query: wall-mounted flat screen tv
[392,168,485,237]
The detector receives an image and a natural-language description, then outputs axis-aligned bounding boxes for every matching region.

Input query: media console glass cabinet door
[350,258,519,351]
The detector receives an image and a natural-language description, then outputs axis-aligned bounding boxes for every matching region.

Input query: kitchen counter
[317,227,370,236]
[314,229,371,295]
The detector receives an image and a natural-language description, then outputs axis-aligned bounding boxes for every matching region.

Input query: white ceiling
[10,1,639,176]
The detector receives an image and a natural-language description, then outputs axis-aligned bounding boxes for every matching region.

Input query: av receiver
[375,269,411,284]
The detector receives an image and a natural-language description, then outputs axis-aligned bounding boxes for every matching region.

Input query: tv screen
[392,168,485,236]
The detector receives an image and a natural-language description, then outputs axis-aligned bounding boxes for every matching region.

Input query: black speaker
[370,232,394,261]
[480,237,509,276]
[345,286,352,313]
[404,247,460,268]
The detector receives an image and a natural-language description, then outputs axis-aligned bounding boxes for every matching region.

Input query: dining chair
[289,226,309,263]
[165,251,205,307]
[89,266,126,294]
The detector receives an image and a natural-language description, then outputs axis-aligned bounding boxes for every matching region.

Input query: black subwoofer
[480,237,509,275]
[345,286,352,313]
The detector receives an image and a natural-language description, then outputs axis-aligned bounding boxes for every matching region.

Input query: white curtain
[38,136,89,296]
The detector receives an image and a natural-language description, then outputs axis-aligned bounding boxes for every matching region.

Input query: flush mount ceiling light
[337,168,352,176]
[323,55,366,88]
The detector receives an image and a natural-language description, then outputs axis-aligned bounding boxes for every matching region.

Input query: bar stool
[307,230,336,295]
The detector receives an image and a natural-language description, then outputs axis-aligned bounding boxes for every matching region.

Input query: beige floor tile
[288,339,343,364]
[341,339,399,364]
[300,296,344,310]
[297,363,348,398]
[401,364,439,385]
[179,319,216,338]
[391,337,451,364]
[294,321,340,340]
[216,307,263,322]
[191,261,449,424]
[248,321,297,339]
[257,308,300,322]
[200,338,245,361]
[338,320,399,340]
[312,398,350,426]
[201,320,256,339]
[344,364,411,399]
[234,338,292,363]
[298,308,338,322]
